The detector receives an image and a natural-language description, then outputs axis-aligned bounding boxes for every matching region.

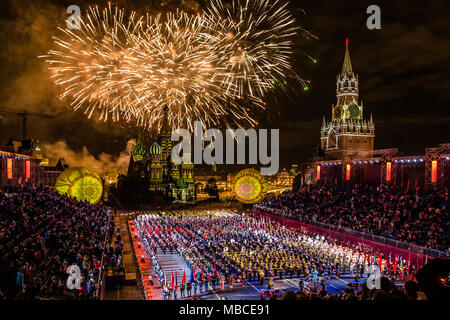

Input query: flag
[193,266,197,280]
[377,254,382,271]
[175,272,178,291]
[393,256,398,272]
[170,271,174,291]
[189,268,194,283]
[181,270,186,287]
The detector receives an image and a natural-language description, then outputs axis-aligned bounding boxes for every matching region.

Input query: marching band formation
[132,210,416,299]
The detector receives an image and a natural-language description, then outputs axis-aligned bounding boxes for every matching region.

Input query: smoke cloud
[42,139,136,176]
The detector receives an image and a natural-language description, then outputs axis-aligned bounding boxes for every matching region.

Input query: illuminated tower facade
[159,106,173,179]
[320,39,375,160]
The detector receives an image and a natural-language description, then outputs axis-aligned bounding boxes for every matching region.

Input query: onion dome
[131,138,146,161]
[149,142,162,156]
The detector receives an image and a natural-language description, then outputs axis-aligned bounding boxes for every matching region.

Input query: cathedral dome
[131,138,146,161]
[149,142,162,155]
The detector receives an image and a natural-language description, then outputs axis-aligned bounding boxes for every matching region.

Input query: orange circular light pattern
[55,167,103,204]
[232,168,268,204]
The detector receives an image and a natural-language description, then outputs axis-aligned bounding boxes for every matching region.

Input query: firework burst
[204,0,298,98]
[42,5,139,121]
[42,0,309,131]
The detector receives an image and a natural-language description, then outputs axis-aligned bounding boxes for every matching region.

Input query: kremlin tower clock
[320,39,375,160]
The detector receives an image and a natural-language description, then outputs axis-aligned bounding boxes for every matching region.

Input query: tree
[204,177,219,199]
[112,173,152,208]
[292,174,302,192]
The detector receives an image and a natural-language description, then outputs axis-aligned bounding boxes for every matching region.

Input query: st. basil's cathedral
[127,106,195,203]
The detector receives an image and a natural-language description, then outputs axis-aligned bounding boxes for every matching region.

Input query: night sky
[0,0,449,171]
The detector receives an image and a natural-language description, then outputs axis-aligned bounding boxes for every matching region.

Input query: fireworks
[42,0,307,131]
[204,0,298,98]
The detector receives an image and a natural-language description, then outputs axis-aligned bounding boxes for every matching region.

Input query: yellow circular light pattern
[55,167,103,204]
[232,168,268,204]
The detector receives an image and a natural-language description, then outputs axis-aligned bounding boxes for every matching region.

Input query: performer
[220,274,225,290]
[180,283,185,298]
[186,282,192,296]
[193,280,198,295]
[268,276,273,289]
[298,278,304,292]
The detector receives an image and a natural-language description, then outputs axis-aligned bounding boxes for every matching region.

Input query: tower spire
[341,38,353,76]
[161,106,171,135]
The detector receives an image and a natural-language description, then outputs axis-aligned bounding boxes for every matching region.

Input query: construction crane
[0,108,55,140]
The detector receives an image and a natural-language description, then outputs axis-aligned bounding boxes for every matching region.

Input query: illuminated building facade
[0,150,39,187]
[127,107,195,203]
[194,165,299,200]
[304,144,450,190]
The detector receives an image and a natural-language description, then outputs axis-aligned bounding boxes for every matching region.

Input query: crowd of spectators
[0,185,118,300]
[257,185,449,253]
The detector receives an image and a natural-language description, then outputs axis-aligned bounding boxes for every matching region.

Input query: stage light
[431,161,437,183]
[346,164,351,181]
[317,165,321,181]
[386,162,392,182]
[7,158,12,180]
[25,160,30,180]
